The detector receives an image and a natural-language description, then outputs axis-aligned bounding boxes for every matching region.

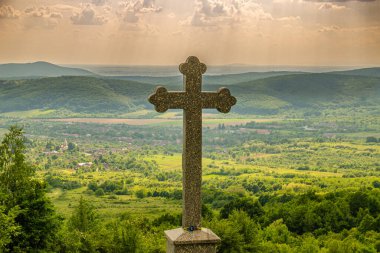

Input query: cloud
[272,0,303,3]
[23,6,62,29]
[182,0,273,28]
[71,5,107,25]
[25,6,62,19]
[319,25,341,32]
[277,16,301,21]
[141,0,162,12]
[92,0,107,6]
[50,4,78,12]
[319,3,346,9]
[50,12,63,19]
[117,0,162,24]
[0,5,21,19]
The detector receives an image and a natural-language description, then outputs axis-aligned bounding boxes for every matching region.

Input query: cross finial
[214,87,236,113]
[148,86,170,113]
[179,56,207,76]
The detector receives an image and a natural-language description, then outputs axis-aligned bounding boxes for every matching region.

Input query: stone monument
[148,56,237,253]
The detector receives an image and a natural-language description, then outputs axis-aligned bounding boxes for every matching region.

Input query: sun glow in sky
[0,0,379,65]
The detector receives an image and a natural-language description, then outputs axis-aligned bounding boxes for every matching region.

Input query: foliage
[0,97,380,252]
[0,126,61,252]
[0,206,20,251]
[220,197,264,220]
[69,197,98,233]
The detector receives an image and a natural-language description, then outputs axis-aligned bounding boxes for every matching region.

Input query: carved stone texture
[165,228,220,253]
[148,56,236,230]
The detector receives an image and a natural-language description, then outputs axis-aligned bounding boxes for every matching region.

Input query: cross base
[165,227,221,253]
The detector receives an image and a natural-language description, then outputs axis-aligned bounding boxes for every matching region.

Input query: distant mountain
[0,62,95,79]
[227,73,380,114]
[109,71,302,86]
[0,73,379,116]
[0,76,153,115]
[329,67,380,78]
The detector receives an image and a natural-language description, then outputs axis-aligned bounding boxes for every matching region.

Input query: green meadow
[0,111,378,252]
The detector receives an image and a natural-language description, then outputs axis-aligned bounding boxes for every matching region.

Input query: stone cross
[149,56,236,252]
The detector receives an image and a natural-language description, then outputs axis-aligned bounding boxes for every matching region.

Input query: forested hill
[224,73,380,114]
[0,76,153,115]
[109,71,302,86]
[0,62,95,79]
[0,72,379,116]
[329,67,380,78]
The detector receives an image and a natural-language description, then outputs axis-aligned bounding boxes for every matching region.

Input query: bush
[95,188,105,197]
[220,197,264,220]
[366,137,378,143]
[135,189,145,199]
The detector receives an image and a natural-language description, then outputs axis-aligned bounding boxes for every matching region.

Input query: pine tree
[0,126,61,251]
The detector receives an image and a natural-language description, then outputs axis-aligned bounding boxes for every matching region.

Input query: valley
[0,63,379,252]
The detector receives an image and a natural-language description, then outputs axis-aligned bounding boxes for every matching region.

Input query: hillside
[330,67,380,78]
[0,62,95,79]
[0,76,153,115]
[110,71,302,86]
[226,73,380,114]
[0,73,379,117]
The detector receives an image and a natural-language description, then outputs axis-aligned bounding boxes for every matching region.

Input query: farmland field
[45,117,281,127]
[1,111,379,252]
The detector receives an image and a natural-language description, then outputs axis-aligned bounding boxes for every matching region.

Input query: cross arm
[201,87,237,113]
[148,86,187,112]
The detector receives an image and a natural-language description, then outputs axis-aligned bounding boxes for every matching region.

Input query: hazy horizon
[73,63,374,76]
[1,60,377,77]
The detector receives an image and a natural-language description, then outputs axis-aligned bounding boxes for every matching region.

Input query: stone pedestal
[165,227,221,253]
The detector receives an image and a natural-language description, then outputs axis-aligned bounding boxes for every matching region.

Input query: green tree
[210,218,244,253]
[264,219,293,244]
[208,211,260,253]
[358,214,376,233]
[228,210,260,252]
[366,137,378,143]
[109,220,140,253]
[0,126,34,206]
[0,206,20,251]
[69,196,98,233]
[0,126,61,251]
[68,142,77,152]
[61,197,100,252]
[135,189,145,199]
[220,197,264,220]
[95,188,105,197]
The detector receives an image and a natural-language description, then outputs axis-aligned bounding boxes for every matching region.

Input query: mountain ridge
[0,62,96,79]
[0,73,379,117]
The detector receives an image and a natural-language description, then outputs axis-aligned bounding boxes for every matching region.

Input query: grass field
[43,145,377,221]
[0,109,57,118]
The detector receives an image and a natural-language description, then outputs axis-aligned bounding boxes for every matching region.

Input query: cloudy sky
[0,0,379,65]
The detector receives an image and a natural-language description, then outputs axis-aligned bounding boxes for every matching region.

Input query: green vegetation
[0,77,153,116]
[0,68,379,252]
[1,69,380,117]
[0,108,379,252]
[0,126,61,252]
